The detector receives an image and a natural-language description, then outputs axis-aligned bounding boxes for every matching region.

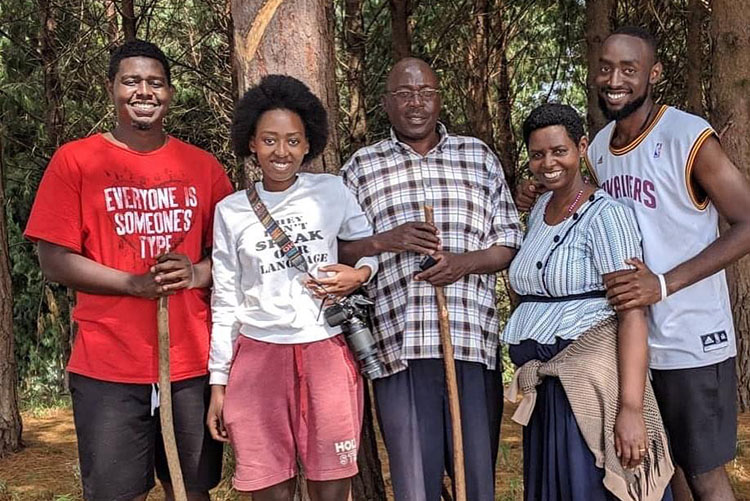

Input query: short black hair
[522,103,585,147]
[108,40,171,85]
[232,75,328,163]
[611,25,658,59]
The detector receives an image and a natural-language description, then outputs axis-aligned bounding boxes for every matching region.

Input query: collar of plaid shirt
[388,122,450,156]
[343,122,523,377]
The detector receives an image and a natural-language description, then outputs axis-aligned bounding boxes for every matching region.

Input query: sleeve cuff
[209,372,228,385]
[355,256,379,285]
[489,233,523,250]
[23,231,83,253]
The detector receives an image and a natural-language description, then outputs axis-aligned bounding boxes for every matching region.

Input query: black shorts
[69,373,223,501]
[650,357,737,476]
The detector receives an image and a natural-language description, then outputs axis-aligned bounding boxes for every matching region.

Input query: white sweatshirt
[209,173,378,385]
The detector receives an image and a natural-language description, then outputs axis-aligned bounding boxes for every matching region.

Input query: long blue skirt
[509,338,673,501]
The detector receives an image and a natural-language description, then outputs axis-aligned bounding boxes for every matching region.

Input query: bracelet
[656,273,668,302]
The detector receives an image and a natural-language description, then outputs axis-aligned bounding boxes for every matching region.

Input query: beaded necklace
[545,188,584,222]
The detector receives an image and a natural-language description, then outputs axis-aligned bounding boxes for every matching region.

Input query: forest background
[0,0,749,499]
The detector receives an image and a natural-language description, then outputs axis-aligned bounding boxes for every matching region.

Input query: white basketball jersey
[586,105,735,369]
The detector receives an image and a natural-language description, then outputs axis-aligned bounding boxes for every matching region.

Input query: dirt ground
[1,404,750,500]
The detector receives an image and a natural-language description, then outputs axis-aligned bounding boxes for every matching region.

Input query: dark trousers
[373,359,503,501]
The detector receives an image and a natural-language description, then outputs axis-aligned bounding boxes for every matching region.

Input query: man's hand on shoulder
[515,179,546,212]
[604,258,662,310]
[413,251,471,286]
[377,222,440,254]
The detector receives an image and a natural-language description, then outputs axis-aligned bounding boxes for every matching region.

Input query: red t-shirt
[25,134,234,383]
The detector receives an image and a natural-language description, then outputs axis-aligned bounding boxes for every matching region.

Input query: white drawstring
[150,383,160,416]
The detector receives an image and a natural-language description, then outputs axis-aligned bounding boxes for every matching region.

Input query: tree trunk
[62,289,76,390]
[351,383,387,501]
[226,0,239,104]
[490,1,516,189]
[344,0,368,152]
[585,0,615,137]
[389,0,411,62]
[225,0,245,188]
[106,0,119,43]
[0,132,22,458]
[231,0,340,181]
[495,49,516,198]
[686,0,706,115]
[709,0,750,411]
[40,0,63,148]
[465,0,493,148]
[121,0,136,41]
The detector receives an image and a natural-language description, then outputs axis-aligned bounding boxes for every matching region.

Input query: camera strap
[245,183,309,274]
[245,182,339,322]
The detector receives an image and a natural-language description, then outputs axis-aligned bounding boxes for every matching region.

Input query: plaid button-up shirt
[341,124,523,377]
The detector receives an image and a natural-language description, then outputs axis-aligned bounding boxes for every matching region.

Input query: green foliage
[1,0,700,402]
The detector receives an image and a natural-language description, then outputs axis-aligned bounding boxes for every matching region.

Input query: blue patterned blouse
[502,189,643,345]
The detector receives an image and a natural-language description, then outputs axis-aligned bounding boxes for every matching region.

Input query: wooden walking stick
[423,205,466,501]
[157,295,188,501]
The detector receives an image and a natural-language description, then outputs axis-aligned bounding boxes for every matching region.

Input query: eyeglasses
[388,88,440,103]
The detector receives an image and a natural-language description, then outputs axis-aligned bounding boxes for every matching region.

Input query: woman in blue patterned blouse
[502,103,672,500]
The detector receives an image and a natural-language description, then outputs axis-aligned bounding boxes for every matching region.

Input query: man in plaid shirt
[340,58,522,500]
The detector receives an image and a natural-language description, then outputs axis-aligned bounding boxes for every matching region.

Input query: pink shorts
[223,334,363,491]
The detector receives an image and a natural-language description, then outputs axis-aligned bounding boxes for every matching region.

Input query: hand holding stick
[423,205,466,501]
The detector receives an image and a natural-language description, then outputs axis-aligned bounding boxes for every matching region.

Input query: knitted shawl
[507,317,674,501]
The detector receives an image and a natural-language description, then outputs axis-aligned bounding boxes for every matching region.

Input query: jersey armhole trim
[582,154,600,186]
[685,128,714,211]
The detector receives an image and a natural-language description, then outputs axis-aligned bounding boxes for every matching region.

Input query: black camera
[324,295,384,379]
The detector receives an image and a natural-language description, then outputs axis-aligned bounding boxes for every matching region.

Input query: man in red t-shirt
[24,40,233,501]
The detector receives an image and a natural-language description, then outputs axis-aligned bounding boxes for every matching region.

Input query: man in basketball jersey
[588,27,750,501]
[517,25,750,501]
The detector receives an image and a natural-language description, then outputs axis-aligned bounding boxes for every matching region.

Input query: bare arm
[206,385,230,442]
[338,237,375,264]
[612,303,649,469]
[414,245,517,287]
[338,222,440,264]
[605,136,750,308]
[666,136,750,292]
[38,241,210,298]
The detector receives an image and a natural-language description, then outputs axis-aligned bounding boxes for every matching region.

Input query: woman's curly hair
[232,75,328,164]
[522,103,585,147]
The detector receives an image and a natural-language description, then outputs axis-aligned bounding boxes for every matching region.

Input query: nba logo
[653,143,663,158]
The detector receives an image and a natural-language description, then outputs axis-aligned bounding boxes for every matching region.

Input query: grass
[19,391,71,419]
[4,400,750,500]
